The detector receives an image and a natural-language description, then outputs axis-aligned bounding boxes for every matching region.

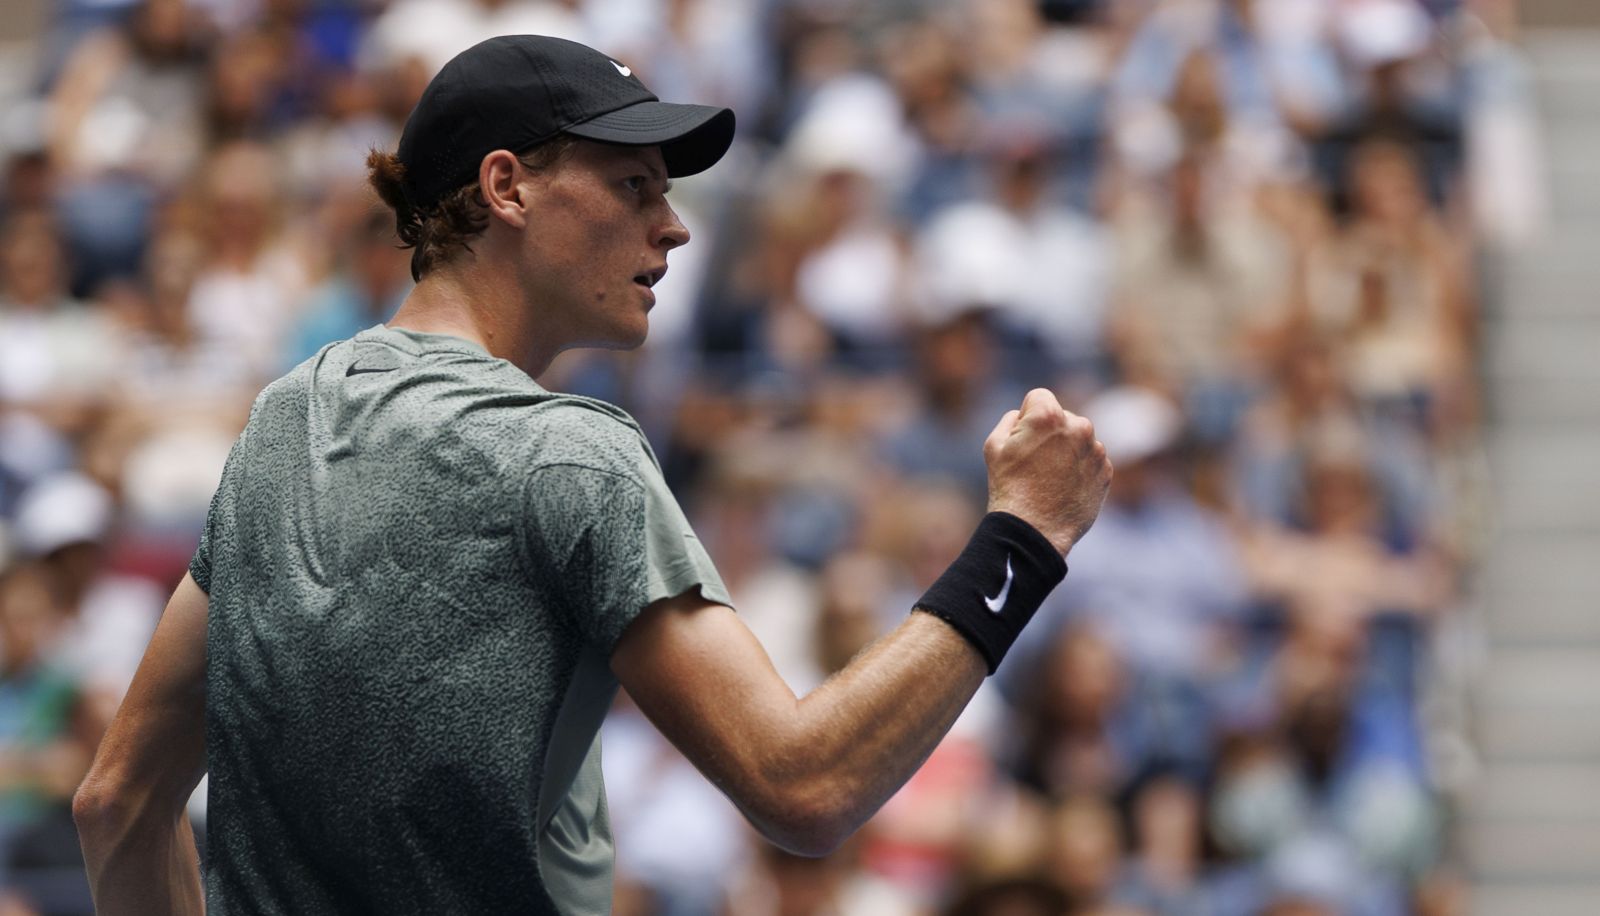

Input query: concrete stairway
[1468,28,1600,916]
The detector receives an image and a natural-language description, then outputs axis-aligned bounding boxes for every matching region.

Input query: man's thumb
[985,409,1022,455]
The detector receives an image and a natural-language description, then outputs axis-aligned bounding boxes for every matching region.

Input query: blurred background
[0,0,1592,913]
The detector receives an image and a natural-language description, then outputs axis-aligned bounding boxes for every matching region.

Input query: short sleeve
[520,457,731,656]
[189,449,237,595]
[189,422,255,595]
[188,500,216,593]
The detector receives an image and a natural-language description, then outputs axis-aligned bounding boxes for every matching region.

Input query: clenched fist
[983,388,1113,556]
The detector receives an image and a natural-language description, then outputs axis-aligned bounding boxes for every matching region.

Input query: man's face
[515,140,689,352]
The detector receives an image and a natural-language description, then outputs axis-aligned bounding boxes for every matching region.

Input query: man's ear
[479,150,529,230]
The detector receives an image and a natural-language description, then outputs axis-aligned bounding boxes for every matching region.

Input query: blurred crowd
[0,0,1545,912]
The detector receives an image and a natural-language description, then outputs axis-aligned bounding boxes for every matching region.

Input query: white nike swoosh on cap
[611,60,631,77]
[984,555,1013,614]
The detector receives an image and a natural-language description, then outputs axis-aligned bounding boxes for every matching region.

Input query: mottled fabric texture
[190,325,730,915]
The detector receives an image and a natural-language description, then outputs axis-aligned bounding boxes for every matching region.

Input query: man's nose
[657,204,690,251]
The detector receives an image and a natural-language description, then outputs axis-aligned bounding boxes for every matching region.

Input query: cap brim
[565,102,735,178]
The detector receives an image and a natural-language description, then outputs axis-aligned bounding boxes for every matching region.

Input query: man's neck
[387,265,561,378]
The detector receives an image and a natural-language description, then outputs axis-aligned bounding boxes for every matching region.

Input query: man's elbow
[73,781,116,839]
[752,779,860,858]
[73,771,140,838]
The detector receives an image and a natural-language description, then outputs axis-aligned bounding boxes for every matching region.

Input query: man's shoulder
[523,395,655,480]
[527,392,641,435]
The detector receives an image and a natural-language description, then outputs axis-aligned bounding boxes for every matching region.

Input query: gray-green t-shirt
[190,325,730,915]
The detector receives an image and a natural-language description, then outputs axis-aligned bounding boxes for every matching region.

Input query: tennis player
[73,35,1111,915]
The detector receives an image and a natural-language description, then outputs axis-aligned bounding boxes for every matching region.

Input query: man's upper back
[191,325,728,915]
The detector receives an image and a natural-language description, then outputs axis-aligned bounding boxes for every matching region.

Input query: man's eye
[624,176,646,193]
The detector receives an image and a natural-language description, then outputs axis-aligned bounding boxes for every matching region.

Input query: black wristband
[914,512,1068,674]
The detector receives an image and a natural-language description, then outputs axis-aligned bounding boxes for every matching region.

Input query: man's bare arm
[612,593,984,856]
[74,573,208,916]
[613,388,1111,856]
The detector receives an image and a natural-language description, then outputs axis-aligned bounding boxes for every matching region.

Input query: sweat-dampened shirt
[189,325,731,915]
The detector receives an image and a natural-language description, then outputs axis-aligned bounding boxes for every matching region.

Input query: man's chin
[579,322,649,352]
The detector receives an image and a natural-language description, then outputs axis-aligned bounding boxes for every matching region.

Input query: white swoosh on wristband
[984,555,1013,614]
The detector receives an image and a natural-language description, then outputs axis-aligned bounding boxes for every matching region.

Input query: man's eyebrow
[616,151,670,191]
[633,155,667,186]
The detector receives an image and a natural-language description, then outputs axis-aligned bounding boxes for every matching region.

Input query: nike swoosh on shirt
[984,555,1013,614]
[346,361,398,377]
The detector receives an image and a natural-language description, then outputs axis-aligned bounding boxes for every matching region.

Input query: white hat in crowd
[13,472,114,558]
[1338,0,1433,68]
[1082,386,1183,466]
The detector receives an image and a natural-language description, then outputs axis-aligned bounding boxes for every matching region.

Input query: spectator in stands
[11,475,162,730]
[0,564,94,873]
[1046,793,1124,910]
[99,226,254,409]
[1110,153,1293,439]
[0,213,120,431]
[46,0,211,290]
[911,132,1110,372]
[877,15,983,223]
[1009,625,1148,798]
[1317,0,1464,208]
[944,876,1071,916]
[1113,768,1207,914]
[1308,140,1475,431]
[181,141,312,384]
[1027,386,1249,684]
[281,209,411,367]
[359,0,587,78]
[1230,333,1436,542]
[881,311,1021,500]
[777,121,913,359]
[1238,429,1456,632]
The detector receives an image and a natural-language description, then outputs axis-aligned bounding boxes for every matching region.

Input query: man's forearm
[73,573,210,915]
[76,787,204,915]
[774,611,986,847]
[613,594,989,856]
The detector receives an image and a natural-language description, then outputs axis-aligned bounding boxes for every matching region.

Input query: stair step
[1540,147,1600,223]
[1480,535,1600,644]
[1481,534,1600,595]
[1522,30,1600,78]
[1487,431,1600,531]
[1465,822,1600,881]
[1479,647,1600,709]
[1490,232,1600,274]
[1535,82,1600,122]
[1485,317,1600,383]
[1473,884,1600,916]
[1479,704,1600,762]
[1482,587,1600,643]
[1470,763,1600,820]
[1487,375,1600,426]
[1496,264,1600,316]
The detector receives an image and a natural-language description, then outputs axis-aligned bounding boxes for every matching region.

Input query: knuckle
[1037,409,1066,430]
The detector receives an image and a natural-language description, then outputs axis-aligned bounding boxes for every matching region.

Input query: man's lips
[633,265,666,308]
[632,265,668,289]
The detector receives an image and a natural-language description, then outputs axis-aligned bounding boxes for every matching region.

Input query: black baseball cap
[396,35,736,209]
